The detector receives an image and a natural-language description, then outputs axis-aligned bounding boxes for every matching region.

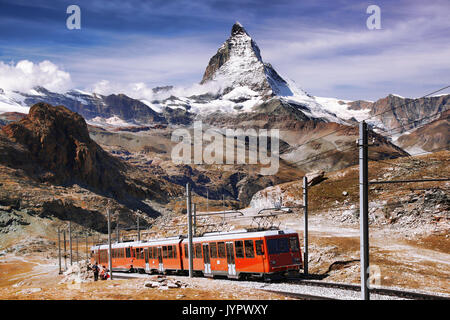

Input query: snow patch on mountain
[87,116,137,127]
[315,97,370,121]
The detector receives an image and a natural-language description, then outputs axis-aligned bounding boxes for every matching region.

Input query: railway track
[111,272,449,300]
[261,289,338,300]
[285,278,450,300]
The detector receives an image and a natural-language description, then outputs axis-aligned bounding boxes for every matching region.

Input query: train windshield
[267,238,290,254]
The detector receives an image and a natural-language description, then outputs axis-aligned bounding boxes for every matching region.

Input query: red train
[90,229,303,280]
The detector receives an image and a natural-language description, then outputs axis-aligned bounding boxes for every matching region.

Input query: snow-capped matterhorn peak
[200,22,302,98]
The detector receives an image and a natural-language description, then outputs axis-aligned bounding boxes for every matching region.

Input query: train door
[226,242,236,276]
[203,243,211,274]
[157,247,164,272]
[144,248,149,273]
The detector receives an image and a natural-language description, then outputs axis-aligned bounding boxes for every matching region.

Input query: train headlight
[271,260,276,265]
[293,258,300,263]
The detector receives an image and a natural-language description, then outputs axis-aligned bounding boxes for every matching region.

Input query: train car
[180,229,302,279]
[90,229,303,280]
[91,236,184,274]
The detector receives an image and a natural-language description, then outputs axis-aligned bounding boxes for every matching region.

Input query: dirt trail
[0,254,291,300]
[281,215,450,294]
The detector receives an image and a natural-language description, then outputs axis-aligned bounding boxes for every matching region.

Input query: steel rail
[286,278,450,300]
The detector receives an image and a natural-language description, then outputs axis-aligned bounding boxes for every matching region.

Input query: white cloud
[90,78,229,102]
[252,11,450,100]
[0,60,72,93]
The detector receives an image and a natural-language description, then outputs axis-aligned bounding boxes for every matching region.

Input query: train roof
[91,229,297,250]
[188,228,297,243]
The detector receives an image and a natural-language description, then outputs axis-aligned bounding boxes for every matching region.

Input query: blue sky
[0,0,449,100]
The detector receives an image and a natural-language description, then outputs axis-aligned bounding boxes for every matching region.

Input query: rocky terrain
[249,150,449,236]
[396,109,449,153]
[0,22,448,300]
[0,103,183,237]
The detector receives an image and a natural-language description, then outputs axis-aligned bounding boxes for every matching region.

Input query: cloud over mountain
[0,60,72,93]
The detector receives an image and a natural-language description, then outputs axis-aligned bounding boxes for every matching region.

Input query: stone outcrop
[1,103,130,197]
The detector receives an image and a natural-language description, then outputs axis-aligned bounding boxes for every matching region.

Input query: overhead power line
[286,85,450,165]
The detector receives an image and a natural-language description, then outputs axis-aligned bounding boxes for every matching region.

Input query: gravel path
[114,273,409,300]
[233,280,409,300]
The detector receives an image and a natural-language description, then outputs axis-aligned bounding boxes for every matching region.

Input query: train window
[126,248,131,258]
[217,242,226,258]
[168,245,173,258]
[163,246,168,258]
[210,242,217,258]
[234,241,244,258]
[184,244,188,258]
[279,238,289,252]
[255,240,264,255]
[153,247,157,259]
[99,250,107,263]
[244,240,255,258]
[289,237,299,252]
[195,243,202,259]
[267,238,290,254]
[173,245,177,258]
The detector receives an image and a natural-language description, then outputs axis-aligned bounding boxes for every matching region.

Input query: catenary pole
[303,176,308,275]
[63,230,67,270]
[193,203,197,237]
[69,221,72,266]
[187,183,194,278]
[359,121,370,300]
[107,208,113,280]
[57,227,62,274]
[137,216,141,242]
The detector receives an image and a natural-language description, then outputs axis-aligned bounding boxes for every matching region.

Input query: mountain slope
[396,109,449,153]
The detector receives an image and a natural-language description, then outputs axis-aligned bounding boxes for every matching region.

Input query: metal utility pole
[107,208,113,280]
[193,203,197,237]
[359,120,369,300]
[76,235,79,263]
[206,190,209,212]
[116,218,120,243]
[57,227,62,274]
[69,221,72,266]
[137,216,140,242]
[85,233,88,261]
[63,230,67,270]
[303,176,308,276]
[187,183,194,278]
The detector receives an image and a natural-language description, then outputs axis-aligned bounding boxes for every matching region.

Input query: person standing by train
[92,262,99,281]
